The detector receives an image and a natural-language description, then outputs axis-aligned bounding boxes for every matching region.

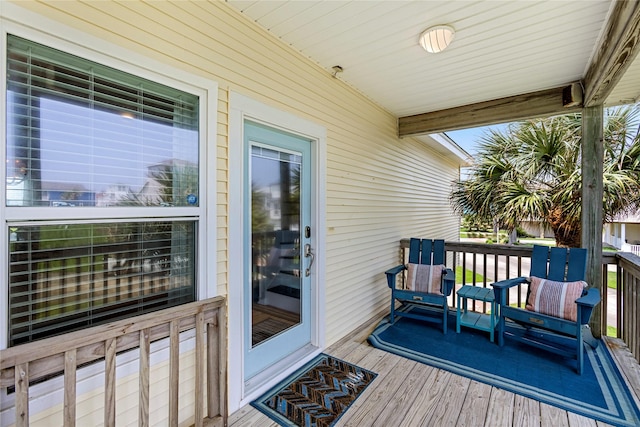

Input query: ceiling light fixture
[419,25,455,53]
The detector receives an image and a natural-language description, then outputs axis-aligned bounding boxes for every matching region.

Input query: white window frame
[0,6,218,350]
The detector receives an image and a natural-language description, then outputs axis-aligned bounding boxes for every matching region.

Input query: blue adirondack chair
[492,245,601,374]
[385,238,455,333]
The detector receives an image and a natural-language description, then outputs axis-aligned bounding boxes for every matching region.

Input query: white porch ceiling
[226,0,639,120]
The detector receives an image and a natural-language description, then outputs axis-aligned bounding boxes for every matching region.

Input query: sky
[445,123,510,156]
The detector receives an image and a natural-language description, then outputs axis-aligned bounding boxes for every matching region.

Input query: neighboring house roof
[425,133,473,167]
[612,213,640,223]
[40,181,88,191]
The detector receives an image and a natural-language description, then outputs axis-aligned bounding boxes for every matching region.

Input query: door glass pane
[251,144,301,347]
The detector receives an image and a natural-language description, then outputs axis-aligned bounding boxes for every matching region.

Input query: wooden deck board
[539,401,569,426]
[227,404,278,427]
[567,411,598,426]
[401,369,457,425]
[369,362,438,427]
[456,380,491,426]
[512,394,540,427]
[428,373,472,426]
[484,387,514,426]
[230,326,640,427]
[337,356,416,426]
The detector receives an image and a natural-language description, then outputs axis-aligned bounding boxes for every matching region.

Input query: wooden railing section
[399,240,640,363]
[616,252,640,363]
[0,297,227,427]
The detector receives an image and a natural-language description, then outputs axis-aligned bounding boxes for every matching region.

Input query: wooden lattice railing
[0,296,227,427]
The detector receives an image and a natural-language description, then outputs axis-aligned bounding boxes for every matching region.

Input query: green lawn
[607,271,618,289]
[460,234,621,290]
[455,266,485,285]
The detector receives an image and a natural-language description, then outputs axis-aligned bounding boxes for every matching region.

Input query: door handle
[304,243,315,277]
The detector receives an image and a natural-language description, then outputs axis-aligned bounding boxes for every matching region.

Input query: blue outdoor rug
[251,353,377,427]
[368,304,640,427]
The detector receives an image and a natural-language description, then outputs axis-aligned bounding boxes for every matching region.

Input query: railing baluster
[494,254,500,302]
[601,264,608,336]
[452,250,458,305]
[215,304,228,423]
[617,264,623,337]
[482,253,488,288]
[139,329,150,427]
[207,321,218,420]
[623,271,629,345]
[633,274,639,361]
[15,363,29,427]
[105,338,117,426]
[64,349,77,427]
[195,311,205,427]
[482,253,488,313]
[169,320,180,426]
[462,251,467,285]
[471,252,477,311]
[516,256,522,307]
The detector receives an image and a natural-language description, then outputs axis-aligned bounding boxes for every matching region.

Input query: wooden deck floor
[230,320,640,427]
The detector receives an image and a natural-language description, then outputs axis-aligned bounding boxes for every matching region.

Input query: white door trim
[228,92,326,412]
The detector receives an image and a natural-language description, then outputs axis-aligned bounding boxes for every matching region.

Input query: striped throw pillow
[525,276,587,321]
[405,263,445,295]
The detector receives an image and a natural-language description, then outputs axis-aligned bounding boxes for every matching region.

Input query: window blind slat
[7,43,198,108]
[8,221,196,345]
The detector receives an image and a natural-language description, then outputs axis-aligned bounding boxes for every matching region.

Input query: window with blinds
[6,34,199,207]
[5,34,201,345]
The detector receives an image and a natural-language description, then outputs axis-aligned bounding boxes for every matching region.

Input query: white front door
[243,120,314,381]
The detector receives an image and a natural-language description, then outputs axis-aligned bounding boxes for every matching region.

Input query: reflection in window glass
[251,142,302,346]
[8,221,196,346]
[5,35,199,207]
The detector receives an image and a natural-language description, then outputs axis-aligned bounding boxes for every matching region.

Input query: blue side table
[456,285,498,342]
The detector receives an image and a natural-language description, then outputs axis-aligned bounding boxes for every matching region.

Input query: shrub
[516,226,532,237]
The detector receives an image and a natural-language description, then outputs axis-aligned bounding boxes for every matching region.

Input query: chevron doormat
[251,354,377,427]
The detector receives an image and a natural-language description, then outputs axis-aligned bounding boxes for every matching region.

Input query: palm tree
[450,105,640,247]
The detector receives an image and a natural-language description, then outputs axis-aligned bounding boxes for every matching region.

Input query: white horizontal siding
[324,137,460,342]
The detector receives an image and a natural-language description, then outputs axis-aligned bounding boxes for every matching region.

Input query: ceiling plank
[398,85,582,137]
[583,0,640,107]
